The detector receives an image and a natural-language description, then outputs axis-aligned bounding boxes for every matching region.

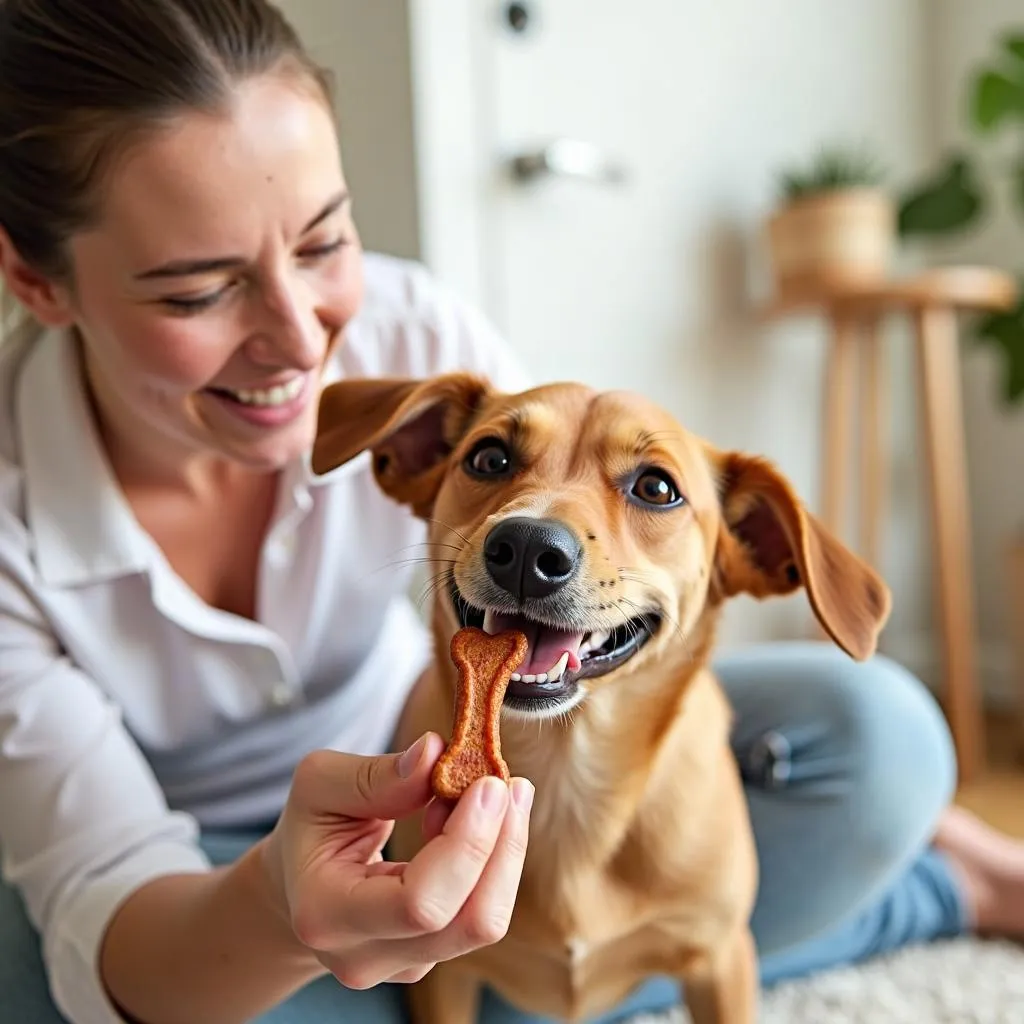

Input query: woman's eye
[299,238,347,260]
[465,439,513,477]
[161,289,228,314]
[630,469,684,507]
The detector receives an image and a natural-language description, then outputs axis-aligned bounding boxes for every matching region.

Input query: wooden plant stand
[765,267,1018,784]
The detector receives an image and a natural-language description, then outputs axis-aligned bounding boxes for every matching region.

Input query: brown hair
[0,0,333,283]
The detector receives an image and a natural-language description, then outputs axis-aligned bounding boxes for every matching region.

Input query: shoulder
[335,252,532,391]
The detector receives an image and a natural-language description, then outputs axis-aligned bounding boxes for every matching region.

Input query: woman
[0,3,1021,1024]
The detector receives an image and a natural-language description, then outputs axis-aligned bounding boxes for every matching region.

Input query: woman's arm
[100,843,324,1024]
[0,521,530,1024]
[102,735,532,1024]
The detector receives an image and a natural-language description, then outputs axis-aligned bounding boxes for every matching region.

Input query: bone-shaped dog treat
[431,626,529,801]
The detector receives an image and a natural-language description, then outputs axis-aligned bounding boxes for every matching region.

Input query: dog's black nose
[484,517,581,600]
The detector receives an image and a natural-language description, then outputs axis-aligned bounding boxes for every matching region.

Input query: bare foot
[933,805,1024,938]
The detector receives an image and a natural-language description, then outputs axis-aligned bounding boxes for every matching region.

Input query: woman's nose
[245,276,325,369]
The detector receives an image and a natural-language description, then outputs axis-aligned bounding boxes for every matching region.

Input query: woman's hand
[260,732,534,990]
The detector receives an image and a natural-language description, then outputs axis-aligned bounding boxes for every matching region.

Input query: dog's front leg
[680,926,758,1024]
[406,962,482,1024]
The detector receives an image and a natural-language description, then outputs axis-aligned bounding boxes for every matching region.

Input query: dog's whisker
[616,568,658,586]
[416,569,452,597]
[617,594,687,651]
[383,554,457,568]
[391,540,463,555]
[425,516,473,548]
[354,556,457,586]
[414,566,457,608]
[372,557,457,579]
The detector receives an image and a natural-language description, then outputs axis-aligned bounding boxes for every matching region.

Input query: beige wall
[278,0,421,260]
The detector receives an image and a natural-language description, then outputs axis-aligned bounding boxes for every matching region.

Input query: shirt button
[267,534,296,567]
[268,683,296,709]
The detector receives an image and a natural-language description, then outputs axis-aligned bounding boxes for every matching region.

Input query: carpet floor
[625,938,1024,1023]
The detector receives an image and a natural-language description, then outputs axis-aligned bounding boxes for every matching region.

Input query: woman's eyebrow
[302,189,350,234]
[133,190,351,281]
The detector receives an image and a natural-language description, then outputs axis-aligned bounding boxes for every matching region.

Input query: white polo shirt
[0,252,529,1024]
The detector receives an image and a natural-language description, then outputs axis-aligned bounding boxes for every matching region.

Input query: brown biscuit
[431,627,529,801]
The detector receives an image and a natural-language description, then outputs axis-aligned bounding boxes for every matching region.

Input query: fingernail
[512,778,535,814]
[475,777,508,817]
[397,735,428,778]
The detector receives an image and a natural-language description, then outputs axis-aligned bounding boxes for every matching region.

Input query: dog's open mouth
[450,584,661,712]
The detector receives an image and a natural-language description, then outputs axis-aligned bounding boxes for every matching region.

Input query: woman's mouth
[204,374,312,427]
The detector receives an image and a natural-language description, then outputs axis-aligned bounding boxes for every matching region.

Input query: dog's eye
[465,438,512,478]
[631,469,684,507]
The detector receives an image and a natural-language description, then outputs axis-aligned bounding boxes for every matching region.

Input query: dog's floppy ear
[312,372,491,516]
[710,450,891,661]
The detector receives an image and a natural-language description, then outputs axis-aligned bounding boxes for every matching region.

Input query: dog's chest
[469,870,718,1022]
[477,719,754,1020]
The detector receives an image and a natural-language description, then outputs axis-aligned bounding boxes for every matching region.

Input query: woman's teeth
[223,376,305,407]
[511,651,570,686]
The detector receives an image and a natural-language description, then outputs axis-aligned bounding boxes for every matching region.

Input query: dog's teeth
[510,672,522,682]
[483,610,498,634]
[588,630,610,652]
[536,673,548,684]
[546,652,570,682]
[522,674,537,683]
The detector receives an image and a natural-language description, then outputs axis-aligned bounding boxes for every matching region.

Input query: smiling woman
[0,2,537,1024]
[4,4,1024,1024]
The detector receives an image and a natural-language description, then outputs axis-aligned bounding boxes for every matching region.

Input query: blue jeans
[0,643,967,1023]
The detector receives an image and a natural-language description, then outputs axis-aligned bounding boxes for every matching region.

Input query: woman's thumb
[295,733,444,821]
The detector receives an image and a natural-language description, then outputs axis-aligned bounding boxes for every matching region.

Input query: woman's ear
[312,372,492,518]
[0,227,74,328]
[710,448,891,661]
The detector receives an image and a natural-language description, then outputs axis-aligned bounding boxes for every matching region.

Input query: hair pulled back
[0,0,332,282]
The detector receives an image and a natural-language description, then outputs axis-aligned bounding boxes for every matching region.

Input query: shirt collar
[16,329,368,589]
[17,329,154,587]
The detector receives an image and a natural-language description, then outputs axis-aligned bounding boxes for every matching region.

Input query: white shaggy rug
[626,938,1024,1023]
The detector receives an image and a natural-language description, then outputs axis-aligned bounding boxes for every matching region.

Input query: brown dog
[312,373,890,1024]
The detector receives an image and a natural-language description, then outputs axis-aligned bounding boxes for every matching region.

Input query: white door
[410,0,932,650]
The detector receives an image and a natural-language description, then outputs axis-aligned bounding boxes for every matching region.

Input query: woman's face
[65,73,364,477]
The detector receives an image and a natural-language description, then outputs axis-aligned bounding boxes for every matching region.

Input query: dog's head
[313,374,890,719]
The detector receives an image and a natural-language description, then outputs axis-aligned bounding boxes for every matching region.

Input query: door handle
[507,139,627,185]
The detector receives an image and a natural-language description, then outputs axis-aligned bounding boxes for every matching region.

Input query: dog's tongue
[482,610,584,676]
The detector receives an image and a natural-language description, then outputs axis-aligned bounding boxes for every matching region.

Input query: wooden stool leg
[914,305,984,783]
[859,315,887,570]
[1010,541,1024,761]
[821,313,858,540]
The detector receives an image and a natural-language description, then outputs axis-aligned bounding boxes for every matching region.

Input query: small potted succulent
[766,145,894,295]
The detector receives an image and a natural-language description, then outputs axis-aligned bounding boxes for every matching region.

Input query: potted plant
[895,26,1024,737]
[766,145,894,296]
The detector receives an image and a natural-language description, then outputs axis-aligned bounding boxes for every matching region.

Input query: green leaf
[1006,346,1024,403]
[1014,156,1024,221]
[974,295,1024,406]
[1003,32,1024,64]
[897,154,984,237]
[971,69,1024,130]
[778,145,886,202]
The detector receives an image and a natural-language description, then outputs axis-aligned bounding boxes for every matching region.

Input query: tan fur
[314,375,891,1024]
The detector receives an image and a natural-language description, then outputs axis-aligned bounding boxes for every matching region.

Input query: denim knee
[796,649,956,872]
